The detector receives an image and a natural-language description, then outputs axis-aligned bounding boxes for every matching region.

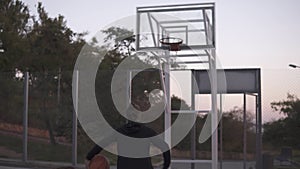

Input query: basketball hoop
[159,37,183,51]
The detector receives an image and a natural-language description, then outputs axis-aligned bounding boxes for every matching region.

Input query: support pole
[243,93,247,169]
[219,94,223,169]
[72,70,79,166]
[210,49,218,169]
[191,73,196,169]
[191,119,196,169]
[57,67,61,105]
[256,70,262,169]
[136,10,141,50]
[22,72,29,162]
[164,51,171,146]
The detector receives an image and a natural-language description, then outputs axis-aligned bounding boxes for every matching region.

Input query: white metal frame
[136,3,218,169]
[192,68,263,169]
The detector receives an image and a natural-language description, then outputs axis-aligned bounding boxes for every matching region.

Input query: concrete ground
[171,161,256,169]
[0,167,34,169]
[0,161,257,169]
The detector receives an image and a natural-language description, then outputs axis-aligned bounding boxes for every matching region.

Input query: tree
[171,95,190,110]
[263,94,300,148]
[0,0,31,128]
[0,0,30,71]
[221,107,256,154]
[27,3,85,71]
[102,27,135,56]
[270,93,300,120]
[23,2,85,144]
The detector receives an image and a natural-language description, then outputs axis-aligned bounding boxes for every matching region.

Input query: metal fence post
[22,72,29,162]
[72,70,79,166]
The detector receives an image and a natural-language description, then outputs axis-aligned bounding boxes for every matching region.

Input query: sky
[23,0,300,122]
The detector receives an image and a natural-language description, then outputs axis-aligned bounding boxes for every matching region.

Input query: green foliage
[171,95,190,110]
[24,3,85,144]
[27,2,85,71]
[271,93,300,120]
[0,0,85,144]
[0,0,30,70]
[102,27,135,56]
[0,132,72,162]
[264,94,300,148]
[222,107,256,153]
[0,73,24,124]
[173,106,256,155]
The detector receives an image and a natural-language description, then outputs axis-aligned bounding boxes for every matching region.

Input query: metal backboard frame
[193,69,261,94]
[136,3,215,50]
[137,3,219,169]
[136,3,216,68]
[192,68,263,169]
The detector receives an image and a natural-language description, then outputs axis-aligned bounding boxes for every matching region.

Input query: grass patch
[0,133,23,154]
[0,132,73,162]
[0,132,118,164]
[28,140,72,162]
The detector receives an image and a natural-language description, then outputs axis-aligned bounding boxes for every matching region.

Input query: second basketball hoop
[159,37,183,51]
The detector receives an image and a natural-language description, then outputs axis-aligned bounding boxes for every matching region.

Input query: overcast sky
[23,0,300,122]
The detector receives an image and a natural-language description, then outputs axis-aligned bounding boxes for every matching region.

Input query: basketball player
[85,96,171,169]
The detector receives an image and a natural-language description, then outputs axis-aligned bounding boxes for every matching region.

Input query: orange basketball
[89,154,110,169]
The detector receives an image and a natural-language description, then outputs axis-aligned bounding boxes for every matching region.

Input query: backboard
[136,3,215,51]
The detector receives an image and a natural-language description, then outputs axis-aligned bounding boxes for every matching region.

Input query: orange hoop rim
[159,37,183,45]
[159,37,183,51]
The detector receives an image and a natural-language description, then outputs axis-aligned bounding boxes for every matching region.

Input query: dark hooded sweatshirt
[86,122,171,169]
